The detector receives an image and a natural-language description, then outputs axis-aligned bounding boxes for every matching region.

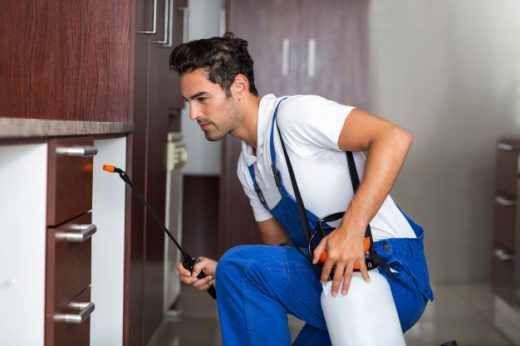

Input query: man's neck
[231,94,262,149]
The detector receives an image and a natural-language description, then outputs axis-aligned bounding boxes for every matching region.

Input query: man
[171,33,433,345]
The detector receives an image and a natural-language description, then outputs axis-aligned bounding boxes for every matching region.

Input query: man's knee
[216,245,256,285]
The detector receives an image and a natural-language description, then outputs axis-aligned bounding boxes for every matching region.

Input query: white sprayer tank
[321,270,406,346]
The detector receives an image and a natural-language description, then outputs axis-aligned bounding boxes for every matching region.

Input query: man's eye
[197,97,206,102]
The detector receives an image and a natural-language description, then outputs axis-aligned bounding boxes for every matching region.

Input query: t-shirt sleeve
[236,154,273,222]
[277,95,355,151]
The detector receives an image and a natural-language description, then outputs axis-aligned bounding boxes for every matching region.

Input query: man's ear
[230,74,249,100]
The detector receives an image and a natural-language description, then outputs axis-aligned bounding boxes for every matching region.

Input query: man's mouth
[199,121,212,130]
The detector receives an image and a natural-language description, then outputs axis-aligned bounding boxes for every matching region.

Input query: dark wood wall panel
[127,0,187,344]
[0,0,132,121]
[183,175,220,260]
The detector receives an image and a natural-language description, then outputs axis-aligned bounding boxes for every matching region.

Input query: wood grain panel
[48,212,93,312]
[227,0,301,96]
[47,137,94,226]
[219,136,262,256]
[183,175,220,259]
[49,287,92,346]
[300,0,369,108]
[496,147,519,196]
[491,244,516,306]
[0,0,132,121]
[494,201,517,251]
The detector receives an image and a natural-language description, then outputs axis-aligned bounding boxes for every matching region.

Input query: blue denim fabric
[216,228,430,345]
[216,97,433,345]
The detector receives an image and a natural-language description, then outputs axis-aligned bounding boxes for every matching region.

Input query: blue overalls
[215,98,434,346]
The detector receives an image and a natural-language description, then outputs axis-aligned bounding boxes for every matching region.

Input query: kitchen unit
[0,0,186,344]
[492,139,520,307]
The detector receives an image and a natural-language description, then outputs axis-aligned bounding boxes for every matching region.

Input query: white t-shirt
[237,94,416,241]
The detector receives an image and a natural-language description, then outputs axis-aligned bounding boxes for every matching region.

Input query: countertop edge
[0,118,134,138]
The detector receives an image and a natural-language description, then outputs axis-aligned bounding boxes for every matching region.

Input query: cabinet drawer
[49,287,93,346]
[47,212,94,312]
[494,197,517,249]
[495,145,519,196]
[491,244,516,306]
[47,137,96,226]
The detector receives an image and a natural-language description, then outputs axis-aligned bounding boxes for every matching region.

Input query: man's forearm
[340,127,412,232]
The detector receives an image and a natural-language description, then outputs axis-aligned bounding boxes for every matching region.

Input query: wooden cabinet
[45,137,96,346]
[129,0,187,344]
[491,139,520,306]
[220,0,369,253]
[0,1,132,121]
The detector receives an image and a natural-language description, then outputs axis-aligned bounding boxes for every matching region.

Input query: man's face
[180,68,241,141]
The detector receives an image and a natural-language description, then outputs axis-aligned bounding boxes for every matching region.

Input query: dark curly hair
[169,32,258,96]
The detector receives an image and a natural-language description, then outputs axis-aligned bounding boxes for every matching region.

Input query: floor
[148,283,520,346]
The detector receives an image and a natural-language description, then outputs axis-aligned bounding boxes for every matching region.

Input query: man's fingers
[192,261,206,278]
[358,258,371,283]
[341,262,355,295]
[331,263,346,296]
[176,262,191,277]
[320,259,334,283]
[313,239,327,264]
[193,275,213,290]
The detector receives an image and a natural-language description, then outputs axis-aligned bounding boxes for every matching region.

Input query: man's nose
[189,104,201,120]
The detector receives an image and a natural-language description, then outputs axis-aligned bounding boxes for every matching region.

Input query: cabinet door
[491,244,516,306]
[128,0,187,344]
[491,142,520,306]
[227,0,301,96]
[222,0,300,253]
[299,0,368,108]
[51,287,93,346]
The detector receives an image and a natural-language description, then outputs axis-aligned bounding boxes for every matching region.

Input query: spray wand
[103,164,216,300]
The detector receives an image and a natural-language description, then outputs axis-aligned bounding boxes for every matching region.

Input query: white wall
[369,0,520,282]
[181,0,224,175]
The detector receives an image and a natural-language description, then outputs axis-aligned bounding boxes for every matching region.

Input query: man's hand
[176,256,218,292]
[312,227,370,296]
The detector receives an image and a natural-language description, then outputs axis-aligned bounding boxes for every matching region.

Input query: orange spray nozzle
[103,164,124,174]
[103,164,116,172]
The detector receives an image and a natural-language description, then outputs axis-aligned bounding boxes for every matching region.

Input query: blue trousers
[216,244,428,346]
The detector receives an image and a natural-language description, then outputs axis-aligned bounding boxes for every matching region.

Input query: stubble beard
[204,99,241,142]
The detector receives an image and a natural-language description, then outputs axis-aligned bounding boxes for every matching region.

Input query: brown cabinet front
[48,212,93,312]
[491,244,516,306]
[47,137,94,226]
[45,136,95,345]
[51,287,93,346]
[0,0,132,122]
[491,140,520,306]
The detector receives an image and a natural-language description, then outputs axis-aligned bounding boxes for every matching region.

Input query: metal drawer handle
[494,249,514,261]
[154,0,172,46]
[497,143,515,151]
[137,0,157,34]
[56,224,97,243]
[56,145,98,157]
[54,302,95,324]
[307,38,316,78]
[495,196,516,207]
[282,38,290,76]
[182,7,189,43]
